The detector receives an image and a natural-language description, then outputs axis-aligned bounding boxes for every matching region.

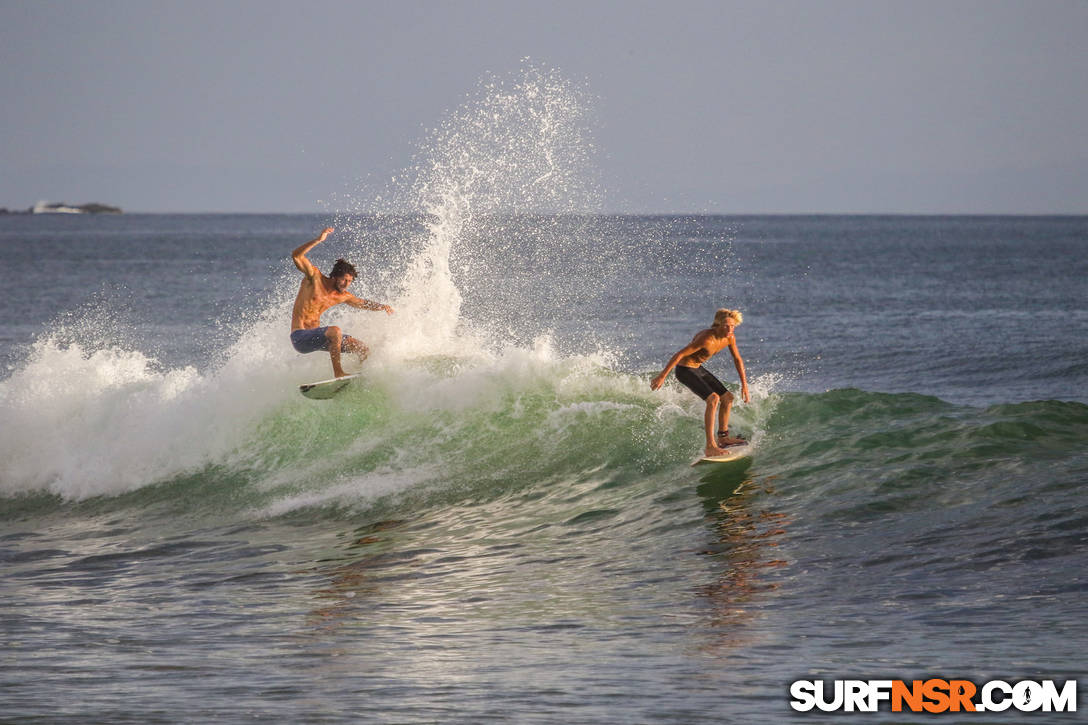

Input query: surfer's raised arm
[291,227,334,278]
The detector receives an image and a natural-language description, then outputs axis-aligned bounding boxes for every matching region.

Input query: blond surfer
[651,308,751,457]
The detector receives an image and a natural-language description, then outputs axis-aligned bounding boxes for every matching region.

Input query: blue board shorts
[673,365,729,401]
[290,327,355,354]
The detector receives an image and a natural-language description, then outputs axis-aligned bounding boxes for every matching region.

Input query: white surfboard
[691,443,753,467]
[299,373,363,400]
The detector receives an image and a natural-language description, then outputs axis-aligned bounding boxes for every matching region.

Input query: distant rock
[76,202,123,214]
[31,201,122,214]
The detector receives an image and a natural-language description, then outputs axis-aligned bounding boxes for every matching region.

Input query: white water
[0,66,620,502]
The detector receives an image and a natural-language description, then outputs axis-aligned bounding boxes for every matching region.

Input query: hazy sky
[2,0,1086,213]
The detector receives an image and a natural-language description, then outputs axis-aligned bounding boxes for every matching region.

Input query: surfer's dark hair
[330,259,357,278]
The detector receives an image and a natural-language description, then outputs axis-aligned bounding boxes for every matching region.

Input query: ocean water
[3,211,1085,723]
[3,72,1087,723]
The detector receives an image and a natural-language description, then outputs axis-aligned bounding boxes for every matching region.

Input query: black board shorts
[674,365,729,401]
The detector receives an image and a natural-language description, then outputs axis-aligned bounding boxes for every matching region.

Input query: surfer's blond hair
[713,308,743,327]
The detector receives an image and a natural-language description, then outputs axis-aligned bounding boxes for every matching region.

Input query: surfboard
[299,373,363,400]
[691,443,753,467]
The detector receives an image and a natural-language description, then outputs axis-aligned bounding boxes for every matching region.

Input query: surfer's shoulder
[691,327,716,344]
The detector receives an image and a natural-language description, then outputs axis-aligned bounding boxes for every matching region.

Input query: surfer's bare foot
[705,445,728,457]
[717,434,746,446]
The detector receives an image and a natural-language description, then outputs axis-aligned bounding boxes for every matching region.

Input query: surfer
[290,227,394,378]
[650,308,751,457]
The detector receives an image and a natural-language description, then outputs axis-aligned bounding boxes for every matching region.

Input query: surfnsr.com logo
[789,679,1077,713]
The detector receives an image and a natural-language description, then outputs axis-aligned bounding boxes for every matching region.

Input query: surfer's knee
[706,392,720,406]
[723,390,735,404]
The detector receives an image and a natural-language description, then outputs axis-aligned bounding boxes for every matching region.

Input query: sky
[2,0,1086,214]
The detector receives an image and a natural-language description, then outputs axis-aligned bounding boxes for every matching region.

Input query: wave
[754,390,1088,541]
[766,389,1088,467]
[3,328,1084,519]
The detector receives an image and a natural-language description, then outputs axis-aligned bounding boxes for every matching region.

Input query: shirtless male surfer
[650,308,751,457]
[290,227,393,378]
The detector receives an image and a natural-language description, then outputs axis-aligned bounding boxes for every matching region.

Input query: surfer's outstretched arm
[291,227,334,277]
[345,295,394,314]
[650,332,709,390]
